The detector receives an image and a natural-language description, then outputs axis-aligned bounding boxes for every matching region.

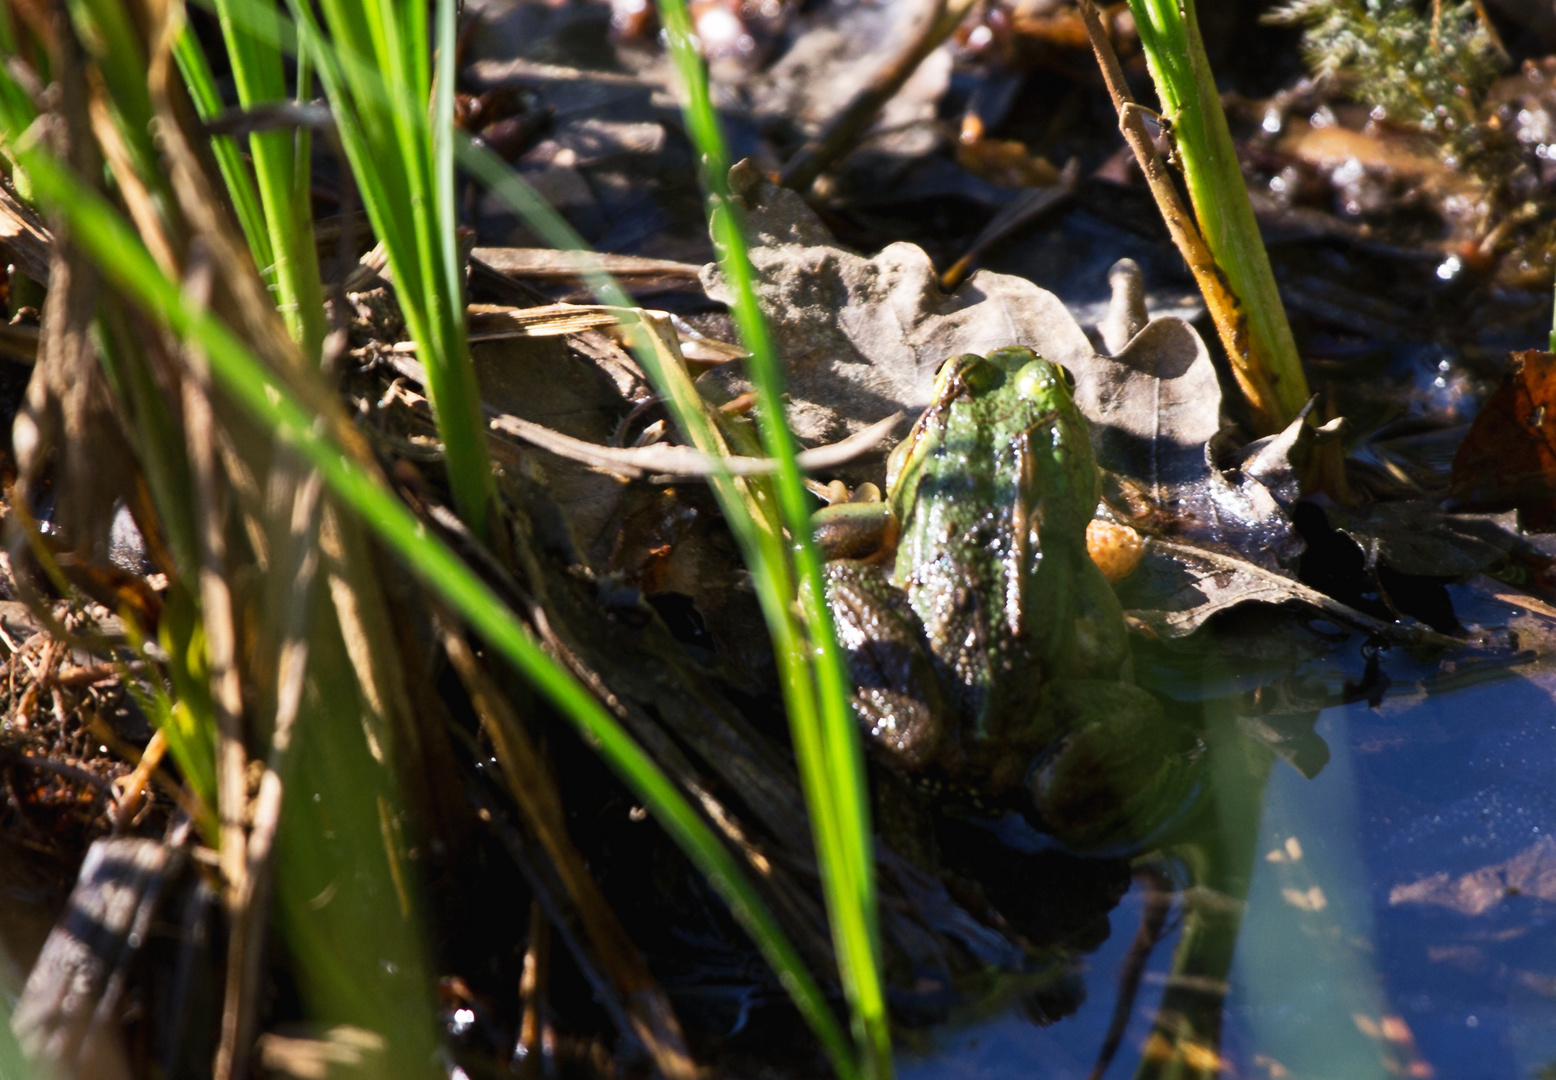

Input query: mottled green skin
[820,348,1185,848]
[885,349,1130,738]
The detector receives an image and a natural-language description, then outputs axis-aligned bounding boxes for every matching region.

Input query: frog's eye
[960,358,1004,395]
[1059,366,1076,391]
[938,354,1002,397]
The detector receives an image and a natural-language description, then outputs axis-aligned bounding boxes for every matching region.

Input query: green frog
[817,347,1192,851]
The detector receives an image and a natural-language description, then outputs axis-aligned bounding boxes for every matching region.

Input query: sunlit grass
[654,2,890,1074]
[0,12,864,1070]
[0,0,892,1073]
[287,0,494,536]
[1122,0,1310,429]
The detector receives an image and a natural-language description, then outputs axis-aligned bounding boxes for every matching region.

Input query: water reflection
[900,656,1556,1080]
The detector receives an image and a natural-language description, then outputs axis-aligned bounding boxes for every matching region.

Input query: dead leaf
[1450,350,1556,531]
[701,168,1100,454]
[1121,537,1456,645]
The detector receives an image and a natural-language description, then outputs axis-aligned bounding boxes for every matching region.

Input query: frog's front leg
[811,485,898,563]
[1026,680,1200,852]
[821,560,951,773]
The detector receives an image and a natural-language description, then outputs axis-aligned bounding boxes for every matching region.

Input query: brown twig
[515,900,550,1078]
[0,746,115,794]
[45,660,149,688]
[179,249,255,1080]
[781,0,980,191]
[109,727,167,831]
[222,467,322,1080]
[1076,0,1279,432]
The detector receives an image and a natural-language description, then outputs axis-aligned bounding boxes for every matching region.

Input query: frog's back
[888,351,1063,743]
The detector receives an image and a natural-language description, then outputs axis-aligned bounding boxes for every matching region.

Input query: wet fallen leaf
[1120,537,1454,645]
[1450,350,1556,532]
[1327,502,1521,579]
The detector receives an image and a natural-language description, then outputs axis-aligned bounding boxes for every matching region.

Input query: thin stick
[1076,1,1280,432]
[443,626,699,1080]
[180,246,253,1080]
[0,746,114,793]
[111,727,168,830]
[1087,865,1175,1080]
[515,899,549,1078]
[781,0,979,191]
[222,466,323,1080]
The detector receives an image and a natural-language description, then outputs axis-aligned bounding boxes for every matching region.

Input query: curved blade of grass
[282,0,494,538]
[458,136,885,1078]
[1125,0,1310,429]
[170,27,274,286]
[652,6,889,1075]
[8,139,858,1080]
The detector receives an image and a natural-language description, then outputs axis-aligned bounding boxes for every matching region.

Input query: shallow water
[897,653,1556,1080]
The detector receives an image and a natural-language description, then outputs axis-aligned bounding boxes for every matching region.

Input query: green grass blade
[459,133,882,1079]
[432,0,463,380]
[9,138,858,1080]
[210,0,326,358]
[652,6,890,1074]
[287,0,494,537]
[170,26,275,279]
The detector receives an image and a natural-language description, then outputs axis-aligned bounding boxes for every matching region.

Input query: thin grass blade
[653,4,890,1074]
[286,0,494,536]
[170,27,274,283]
[209,0,325,358]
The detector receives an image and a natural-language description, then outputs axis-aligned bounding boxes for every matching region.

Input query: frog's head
[885,347,1095,526]
[996,347,1099,525]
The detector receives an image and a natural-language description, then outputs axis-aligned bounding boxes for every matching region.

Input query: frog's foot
[1026,681,1201,853]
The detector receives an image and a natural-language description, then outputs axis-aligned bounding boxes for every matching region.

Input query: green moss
[1267,0,1504,170]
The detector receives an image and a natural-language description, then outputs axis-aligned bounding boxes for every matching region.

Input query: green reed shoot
[284,0,494,537]
[209,0,325,359]
[171,27,274,307]
[655,2,890,1075]
[1125,0,1311,428]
